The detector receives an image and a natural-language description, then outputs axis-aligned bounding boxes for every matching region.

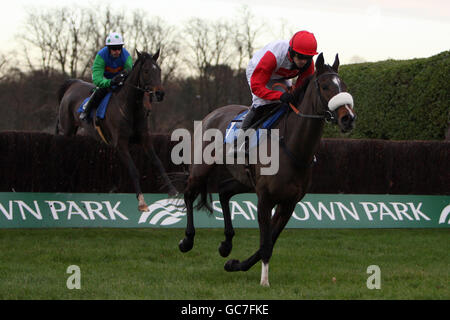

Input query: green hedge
[323,51,450,140]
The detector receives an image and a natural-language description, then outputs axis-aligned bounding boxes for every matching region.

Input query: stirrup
[79,112,88,120]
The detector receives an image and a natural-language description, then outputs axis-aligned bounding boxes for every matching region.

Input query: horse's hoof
[178,238,193,253]
[137,194,149,211]
[218,241,232,257]
[138,204,149,212]
[224,259,240,272]
[260,280,270,287]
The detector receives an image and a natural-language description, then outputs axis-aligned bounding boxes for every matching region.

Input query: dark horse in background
[178,53,356,286]
[55,50,178,211]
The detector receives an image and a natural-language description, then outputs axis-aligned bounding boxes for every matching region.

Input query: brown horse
[55,50,178,211]
[178,53,356,286]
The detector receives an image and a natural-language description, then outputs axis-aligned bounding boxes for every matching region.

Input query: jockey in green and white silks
[80,32,133,120]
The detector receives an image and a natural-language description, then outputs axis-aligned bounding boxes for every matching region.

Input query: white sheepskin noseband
[328,92,354,111]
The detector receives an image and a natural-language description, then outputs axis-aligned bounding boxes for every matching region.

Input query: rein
[272,72,340,170]
[288,103,333,120]
[124,54,159,94]
[286,72,340,122]
[123,55,163,112]
[126,82,157,94]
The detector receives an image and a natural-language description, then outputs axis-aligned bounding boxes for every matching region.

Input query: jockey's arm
[250,51,283,101]
[92,54,112,88]
[124,55,133,72]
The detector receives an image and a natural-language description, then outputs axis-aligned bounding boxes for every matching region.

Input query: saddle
[77,92,113,144]
[224,103,288,149]
[77,92,113,120]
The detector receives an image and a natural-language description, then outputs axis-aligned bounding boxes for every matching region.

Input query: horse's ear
[135,49,141,59]
[315,52,324,72]
[332,54,340,72]
[152,48,160,61]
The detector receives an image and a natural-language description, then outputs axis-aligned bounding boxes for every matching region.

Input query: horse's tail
[57,79,79,104]
[195,187,214,215]
[165,170,213,214]
[195,183,213,214]
[172,169,214,215]
[167,170,189,191]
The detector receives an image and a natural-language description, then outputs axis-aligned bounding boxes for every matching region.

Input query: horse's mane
[132,52,152,69]
[126,51,154,86]
[293,63,335,105]
[293,74,313,104]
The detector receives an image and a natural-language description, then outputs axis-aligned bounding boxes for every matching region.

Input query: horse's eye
[322,85,329,90]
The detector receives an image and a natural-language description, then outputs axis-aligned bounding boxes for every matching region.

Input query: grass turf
[0,228,448,299]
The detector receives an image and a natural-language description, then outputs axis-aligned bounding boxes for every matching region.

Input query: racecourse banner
[0,192,449,229]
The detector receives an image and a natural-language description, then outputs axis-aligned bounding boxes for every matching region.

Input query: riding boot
[79,91,95,121]
[241,104,275,131]
[79,87,108,121]
[241,107,258,131]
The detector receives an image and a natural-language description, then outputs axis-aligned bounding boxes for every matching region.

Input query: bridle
[278,71,354,169]
[125,54,162,100]
[288,71,347,123]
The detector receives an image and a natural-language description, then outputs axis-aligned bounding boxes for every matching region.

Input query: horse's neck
[284,84,325,165]
[115,77,143,113]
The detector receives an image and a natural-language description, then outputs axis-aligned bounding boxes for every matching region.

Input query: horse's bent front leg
[117,142,148,211]
[143,138,178,197]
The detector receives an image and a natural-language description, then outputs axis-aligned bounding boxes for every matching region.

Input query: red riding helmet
[289,31,318,56]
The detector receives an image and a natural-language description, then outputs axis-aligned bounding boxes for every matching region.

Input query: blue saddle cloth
[224,104,288,149]
[77,92,112,119]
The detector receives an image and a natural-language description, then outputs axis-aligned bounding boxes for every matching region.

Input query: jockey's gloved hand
[111,73,125,87]
[280,92,295,105]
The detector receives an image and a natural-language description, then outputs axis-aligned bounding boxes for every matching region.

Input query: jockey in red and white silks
[241,30,319,130]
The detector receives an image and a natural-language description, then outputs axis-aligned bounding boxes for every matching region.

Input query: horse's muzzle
[337,105,356,133]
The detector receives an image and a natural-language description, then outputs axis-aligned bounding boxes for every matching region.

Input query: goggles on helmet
[289,47,313,61]
[108,45,123,51]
